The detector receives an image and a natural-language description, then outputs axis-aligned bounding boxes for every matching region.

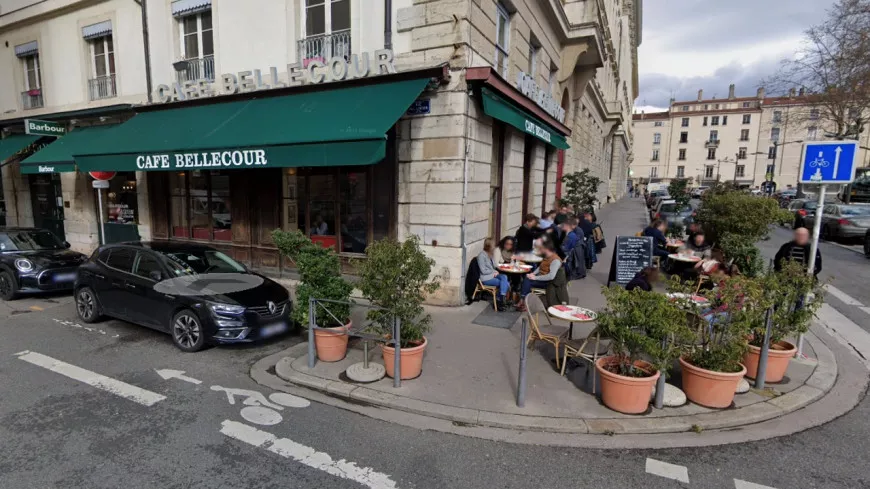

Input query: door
[127,251,173,330]
[100,247,136,319]
[29,173,65,241]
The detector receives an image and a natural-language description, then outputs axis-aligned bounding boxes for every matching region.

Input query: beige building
[1,0,641,306]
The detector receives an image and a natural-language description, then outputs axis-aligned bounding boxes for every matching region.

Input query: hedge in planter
[595,285,694,414]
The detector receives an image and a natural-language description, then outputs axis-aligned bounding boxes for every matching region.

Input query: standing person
[774,227,822,276]
[554,204,572,226]
[477,238,509,310]
[643,219,671,260]
[495,236,516,264]
[558,218,580,257]
[515,214,541,252]
[517,242,562,311]
[539,210,556,230]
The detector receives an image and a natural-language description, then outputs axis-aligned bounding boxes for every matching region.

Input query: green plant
[667,223,685,239]
[667,179,692,213]
[355,236,440,348]
[717,235,765,278]
[596,285,695,377]
[696,187,792,245]
[272,229,353,327]
[560,169,603,214]
[750,260,826,346]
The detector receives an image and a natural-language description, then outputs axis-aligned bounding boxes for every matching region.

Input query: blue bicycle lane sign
[799,140,859,184]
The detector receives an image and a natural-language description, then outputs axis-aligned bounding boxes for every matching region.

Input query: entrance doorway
[29,173,65,240]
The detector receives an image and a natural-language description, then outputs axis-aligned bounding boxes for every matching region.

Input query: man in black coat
[515,214,542,252]
[775,227,822,276]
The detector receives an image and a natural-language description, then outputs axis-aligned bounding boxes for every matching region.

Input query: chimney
[799,87,806,97]
[728,84,736,100]
[697,89,703,101]
[757,87,765,99]
[789,88,797,98]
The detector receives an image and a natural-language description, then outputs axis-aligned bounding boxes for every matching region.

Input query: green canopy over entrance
[0,134,41,165]
[20,126,119,174]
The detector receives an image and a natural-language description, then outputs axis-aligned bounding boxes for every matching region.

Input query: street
[1,225,869,489]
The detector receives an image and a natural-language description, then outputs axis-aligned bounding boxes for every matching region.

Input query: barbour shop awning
[480,87,569,150]
[73,77,432,172]
[19,126,117,174]
[0,134,41,165]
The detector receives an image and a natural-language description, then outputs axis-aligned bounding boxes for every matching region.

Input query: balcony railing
[21,90,44,110]
[177,55,215,83]
[297,30,351,66]
[705,139,720,148]
[88,75,117,101]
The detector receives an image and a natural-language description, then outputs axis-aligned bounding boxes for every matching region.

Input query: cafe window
[105,172,139,224]
[169,170,232,241]
[0,176,6,227]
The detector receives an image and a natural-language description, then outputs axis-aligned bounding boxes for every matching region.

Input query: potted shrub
[743,261,825,382]
[356,236,439,380]
[273,229,353,362]
[681,274,765,408]
[595,285,694,414]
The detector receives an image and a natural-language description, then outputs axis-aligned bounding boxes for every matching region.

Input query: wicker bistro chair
[559,327,611,393]
[524,293,563,370]
[472,279,499,311]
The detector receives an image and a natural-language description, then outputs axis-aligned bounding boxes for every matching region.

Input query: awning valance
[14,41,38,58]
[73,77,431,172]
[20,126,118,174]
[83,21,113,40]
[480,87,569,150]
[172,0,211,17]
[0,134,41,165]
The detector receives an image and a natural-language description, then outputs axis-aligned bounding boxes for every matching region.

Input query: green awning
[0,134,41,165]
[74,77,431,172]
[20,126,118,174]
[480,87,569,150]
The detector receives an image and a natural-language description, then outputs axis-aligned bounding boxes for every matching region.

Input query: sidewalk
[256,198,844,439]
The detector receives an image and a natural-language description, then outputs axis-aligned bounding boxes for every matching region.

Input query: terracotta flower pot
[313,321,352,362]
[743,340,796,383]
[382,337,428,380]
[680,357,747,409]
[595,357,660,414]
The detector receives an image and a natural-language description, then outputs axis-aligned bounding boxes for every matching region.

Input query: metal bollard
[307,298,316,369]
[517,318,528,408]
[755,307,773,390]
[654,338,666,409]
[393,316,401,388]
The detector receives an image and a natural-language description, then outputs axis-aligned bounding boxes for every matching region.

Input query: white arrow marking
[834,146,843,178]
[220,420,399,489]
[735,479,778,489]
[155,369,202,385]
[645,457,689,484]
[17,351,166,406]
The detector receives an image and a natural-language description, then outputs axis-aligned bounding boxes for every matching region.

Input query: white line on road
[735,479,778,489]
[860,306,870,317]
[15,351,166,406]
[816,304,870,369]
[645,457,689,484]
[220,420,398,489]
[824,285,864,306]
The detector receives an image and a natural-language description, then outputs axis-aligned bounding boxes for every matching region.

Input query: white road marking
[816,303,870,368]
[220,420,399,489]
[824,285,863,306]
[735,479,778,489]
[240,406,283,425]
[645,457,689,484]
[15,351,166,406]
[155,369,202,385]
[860,306,870,317]
[269,392,311,408]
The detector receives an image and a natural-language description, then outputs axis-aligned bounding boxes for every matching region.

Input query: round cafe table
[546,305,597,339]
[666,292,710,308]
[668,253,702,263]
[513,252,543,264]
[665,239,684,251]
[497,263,533,304]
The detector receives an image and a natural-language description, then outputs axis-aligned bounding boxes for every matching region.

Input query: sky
[634,0,837,113]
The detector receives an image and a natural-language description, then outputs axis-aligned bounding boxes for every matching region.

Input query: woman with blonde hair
[477,237,510,310]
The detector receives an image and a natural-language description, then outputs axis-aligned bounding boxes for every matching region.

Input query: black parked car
[0,227,87,301]
[74,242,294,352]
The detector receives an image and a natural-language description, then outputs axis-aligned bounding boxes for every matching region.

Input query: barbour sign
[25,119,66,137]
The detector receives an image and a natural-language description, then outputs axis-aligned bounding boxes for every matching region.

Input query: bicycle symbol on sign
[809,152,831,168]
[211,385,311,426]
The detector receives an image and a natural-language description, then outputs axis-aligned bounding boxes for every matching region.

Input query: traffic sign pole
[800,184,826,358]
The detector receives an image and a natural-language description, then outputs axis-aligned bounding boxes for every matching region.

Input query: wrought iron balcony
[176,55,215,83]
[21,90,43,110]
[88,75,117,101]
[705,139,720,148]
[297,30,351,66]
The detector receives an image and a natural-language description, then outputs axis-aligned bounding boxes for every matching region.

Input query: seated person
[682,249,725,282]
[518,242,562,310]
[495,236,516,264]
[643,219,671,259]
[515,214,542,252]
[477,238,509,310]
[558,217,581,258]
[681,231,712,259]
[626,267,659,292]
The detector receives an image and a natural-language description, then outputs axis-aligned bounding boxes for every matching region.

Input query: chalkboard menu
[607,236,654,287]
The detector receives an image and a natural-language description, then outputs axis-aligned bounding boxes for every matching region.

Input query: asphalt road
[0,238,869,489]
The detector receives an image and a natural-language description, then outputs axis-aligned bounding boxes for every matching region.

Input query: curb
[257,329,838,437]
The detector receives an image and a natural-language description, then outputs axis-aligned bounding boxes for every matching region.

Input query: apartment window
[681,117,689,127]
[654,121,663,127]
[722,115,728,125]
[653,133,661,145]
[736,165,746,178]
[528,39,539,78]
[704,104,709,110]
[743,101,751,108]
[22,54,42,110]
[707,148,716,160]
[88,35,116,100]
[738,147,747,159]
[679,132,688,143]
[494,3,511,77]
[703,116,708,126]
[709,130,719,142]
[682,105,689,112]
[767,146,777,159]
[849,107,860,120]
[740,129,750,141]
[772,111,782,123]
[809,108,820,120]
[742,114,751,124]
[650,167,658,178]
[766,164,775,174]
[714,104,720,109]
[179,11,215,81]
[678,149,686,160]
[711,116,720,126]
[677,166,685,178]
[705,165,715,178]
[652,149,659,161]
[770,127,780,142]
[807,126,818,140]
[301,0,351,64]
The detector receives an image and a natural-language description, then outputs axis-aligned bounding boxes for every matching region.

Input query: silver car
[820,204,870,241]
[653,199,694,227]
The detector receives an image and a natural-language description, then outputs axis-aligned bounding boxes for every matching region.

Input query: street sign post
[91,179,111,245]
[24,119,66,137]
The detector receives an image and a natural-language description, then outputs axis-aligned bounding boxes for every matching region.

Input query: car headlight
[14,259,33,272]
[208,303,246,316]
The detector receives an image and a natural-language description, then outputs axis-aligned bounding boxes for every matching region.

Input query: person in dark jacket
[626,267,659,292]
[774,227,822,276]
[643,219,671,259]
[515,214,542,252]
[558,217,580,258]
[683,231,712,258]
[554,204,571,226]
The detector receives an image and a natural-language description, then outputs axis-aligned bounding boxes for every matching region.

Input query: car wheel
[0,270,18,301]
[171,310,208,352]
[75,287,102,323]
